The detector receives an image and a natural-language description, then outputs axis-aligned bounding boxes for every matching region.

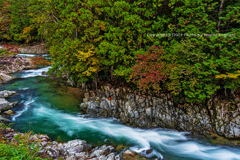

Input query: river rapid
[1,62,240,160]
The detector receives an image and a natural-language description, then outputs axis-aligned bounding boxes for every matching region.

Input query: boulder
[0,73,12,83]
[0,115,9,121]
[42,71,47,75]
[0,90,16,98]
[4,110,13,115]
[88,101,100,110]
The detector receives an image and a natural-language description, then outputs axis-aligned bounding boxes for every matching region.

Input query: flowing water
[1,64,240,160]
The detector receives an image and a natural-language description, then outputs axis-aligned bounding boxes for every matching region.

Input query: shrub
[1,44,19,53]
[0,123,46,160]
[0,48,16,56]
[32,56,52,67]
[131,46,168,92]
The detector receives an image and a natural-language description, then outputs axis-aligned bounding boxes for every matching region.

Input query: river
[1,63,240,160]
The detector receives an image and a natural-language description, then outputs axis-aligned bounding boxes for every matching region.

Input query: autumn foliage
[32,56,52,67]
[131,46,168,92]
[1,44,19,54]
[0,0,239,103]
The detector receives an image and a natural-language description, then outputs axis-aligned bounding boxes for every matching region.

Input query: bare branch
[51,12,59,21]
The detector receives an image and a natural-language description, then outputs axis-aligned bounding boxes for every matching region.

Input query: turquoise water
[1,66,240,160]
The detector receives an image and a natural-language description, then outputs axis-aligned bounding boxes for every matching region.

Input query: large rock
[0,73,12,83]
[4,110,13,115]
[0,99,17,113]
[0,115,9,121]
[88,101,100,110]
[0,91,18,113]
[0,90,16,98]
[0,55,33,75]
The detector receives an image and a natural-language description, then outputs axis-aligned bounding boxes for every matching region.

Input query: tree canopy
[0,0,239,103]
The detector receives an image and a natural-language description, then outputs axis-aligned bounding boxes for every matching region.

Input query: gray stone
[129,111,135,118]
[0,115,9,121]
[0,73,12,83]
[75,152,88,159]
[125,99,136,112]
[138,97,145,104]
[100,100,109,109]
[79,102,87,109]
[110,100,117,107]
[66,155,76,160]
[106,153,115,160]
[88,101,99,110]
[233,112,240,118]
[98,155,106,160]
[0,98,16,113]
[67,78,76,87]
[146,108,152,116]
[90,149,104,158]
[4,93,8,98]
[134,111,139,118]
[233,127,240,137]
[41,141,48,147]
[115,154,121,160]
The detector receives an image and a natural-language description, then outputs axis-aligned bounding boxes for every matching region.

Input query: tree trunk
[95,73,98,90]
[217,0,225,32]
[111,65,114,81]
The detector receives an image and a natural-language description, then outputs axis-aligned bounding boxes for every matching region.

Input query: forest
[0,0,240,103]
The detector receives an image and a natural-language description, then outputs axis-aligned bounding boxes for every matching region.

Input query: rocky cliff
[80,84,240,143]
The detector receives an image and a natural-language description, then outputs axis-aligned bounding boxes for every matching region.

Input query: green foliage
[0,140,43,160]
[0,0,12,40]
[1,0,239,103]
[0,0,41,42]
[0,49,15,56]
[216,71,240,94]
[0,123,46,160]
[130,0,240,103]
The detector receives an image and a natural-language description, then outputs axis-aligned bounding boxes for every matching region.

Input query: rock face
[0,55,28,74]
[0,55,36,83]
[19,44,48,54]
[0,55,36,71]
[80,84,240,141]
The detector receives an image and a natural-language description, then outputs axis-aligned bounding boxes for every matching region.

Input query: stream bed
[1,65,240,160]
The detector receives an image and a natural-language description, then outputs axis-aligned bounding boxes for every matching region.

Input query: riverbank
[0,55,36,83]
[0,63,150,159]
[1,123,146,160]
[79,84,240,147]
[1,66,240,160]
